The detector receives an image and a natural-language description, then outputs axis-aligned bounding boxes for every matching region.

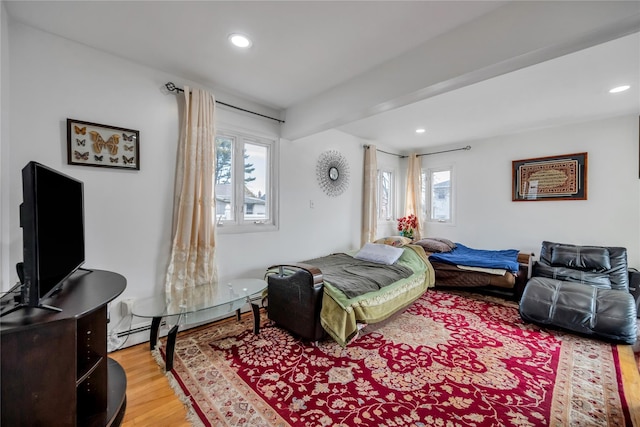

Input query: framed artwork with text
[512,152,587,201]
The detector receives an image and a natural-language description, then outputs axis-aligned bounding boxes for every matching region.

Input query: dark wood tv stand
[0,269,127,426]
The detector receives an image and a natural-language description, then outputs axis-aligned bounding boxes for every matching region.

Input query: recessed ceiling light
[609,85,630,93]
[228,33,252,48]
[416,128,426,134]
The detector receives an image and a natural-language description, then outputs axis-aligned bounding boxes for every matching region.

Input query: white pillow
[354,243,404,265]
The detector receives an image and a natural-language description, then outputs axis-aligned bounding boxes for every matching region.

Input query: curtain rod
[164,82,285,124]
[418,145,471,157]
[364,144,471,158]
[364,145,407,158]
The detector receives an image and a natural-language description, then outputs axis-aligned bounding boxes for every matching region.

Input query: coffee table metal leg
[165,323,179,372]
[236,308,241,322]
[251,302,260,334]
[150,316,161,351]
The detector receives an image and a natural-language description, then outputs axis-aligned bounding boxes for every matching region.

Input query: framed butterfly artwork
[66,118,140,170]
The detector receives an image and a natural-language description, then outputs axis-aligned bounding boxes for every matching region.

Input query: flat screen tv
[18,161,85,311]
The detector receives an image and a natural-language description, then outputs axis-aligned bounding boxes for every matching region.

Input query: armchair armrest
[514,252,534,299]
[628,268,640,318]
[517,252,534,280]
[267,263,323,286]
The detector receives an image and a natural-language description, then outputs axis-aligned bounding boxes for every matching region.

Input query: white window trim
[377,168,396,223]
[215,127,279,234]
[424,164,455,226]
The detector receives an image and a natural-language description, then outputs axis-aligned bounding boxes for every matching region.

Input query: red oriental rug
[156,290,639,426]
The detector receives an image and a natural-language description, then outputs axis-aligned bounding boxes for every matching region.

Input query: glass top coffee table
[132,278,267,371]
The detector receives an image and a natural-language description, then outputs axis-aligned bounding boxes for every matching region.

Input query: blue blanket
[429,243,520,273]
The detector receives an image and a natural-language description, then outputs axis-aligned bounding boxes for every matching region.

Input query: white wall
[423,115,640,268]
[0,1,10,295]
[2,22,365,344]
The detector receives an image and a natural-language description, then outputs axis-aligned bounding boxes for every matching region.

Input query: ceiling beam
[281,1,640,141]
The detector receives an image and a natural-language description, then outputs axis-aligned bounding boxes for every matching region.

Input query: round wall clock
[316,150,350,197]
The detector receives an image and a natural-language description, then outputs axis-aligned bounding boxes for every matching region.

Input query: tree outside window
[214,131,277,230]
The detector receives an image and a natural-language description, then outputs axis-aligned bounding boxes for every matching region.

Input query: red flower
[397,215,418,233]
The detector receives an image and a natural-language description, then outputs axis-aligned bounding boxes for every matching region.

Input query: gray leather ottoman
[520,277,637,344]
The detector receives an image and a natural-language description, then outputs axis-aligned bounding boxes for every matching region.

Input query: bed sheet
[429,243,520,273]
[320,245,435,346]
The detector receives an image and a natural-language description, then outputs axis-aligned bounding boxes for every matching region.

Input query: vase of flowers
[397,214,417,240]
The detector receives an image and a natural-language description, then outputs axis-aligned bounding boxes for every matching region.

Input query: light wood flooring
[110,313,255,426]
[110,343,190,427]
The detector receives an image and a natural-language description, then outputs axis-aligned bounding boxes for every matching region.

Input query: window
[378,169,395,221]
[423,166,454,224]
[215,129,278,232]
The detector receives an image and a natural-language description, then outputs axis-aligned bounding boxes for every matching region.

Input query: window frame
[423,164,455,225]
[377,168,396,223]
[215,128,279,234]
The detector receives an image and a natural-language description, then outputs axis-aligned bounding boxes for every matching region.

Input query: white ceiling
[340,33,640,151]
[4,1,505,108]
[4,1,640,151]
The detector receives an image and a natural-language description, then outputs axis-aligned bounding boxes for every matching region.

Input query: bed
[413,238,533,299]
[265,243,435,347]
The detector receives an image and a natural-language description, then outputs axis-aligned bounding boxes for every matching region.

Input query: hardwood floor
[110,343,190,427]
[110,313,256,426]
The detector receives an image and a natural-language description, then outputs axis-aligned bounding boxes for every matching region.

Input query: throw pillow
[355,243,404,265]
[374,236,413,247]
[550,246,611,271]
[429,237,457,249]
[413,238,453,253]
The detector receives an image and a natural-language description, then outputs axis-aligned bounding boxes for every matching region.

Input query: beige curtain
[405,153,422,240]
[165,86,218,295]
[361,145,378,246]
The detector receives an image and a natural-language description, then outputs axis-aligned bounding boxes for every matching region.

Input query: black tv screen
[21,162,85,306]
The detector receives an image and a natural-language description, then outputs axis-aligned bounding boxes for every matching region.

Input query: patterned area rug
[157,290,636,426]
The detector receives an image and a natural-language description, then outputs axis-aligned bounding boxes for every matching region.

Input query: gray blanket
[303,253,412,298]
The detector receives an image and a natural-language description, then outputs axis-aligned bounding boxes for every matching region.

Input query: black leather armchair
[519,241,637,344]
[265,263,327,342]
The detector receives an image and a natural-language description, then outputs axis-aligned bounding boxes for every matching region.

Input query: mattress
[430,261,516,289]
[319,245,435,346]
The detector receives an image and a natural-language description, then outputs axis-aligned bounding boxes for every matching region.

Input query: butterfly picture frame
[66,118,140,170]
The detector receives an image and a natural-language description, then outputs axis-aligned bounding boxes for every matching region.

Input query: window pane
[213,130,278,231]
[430,170,451,221]
[421,171,427,218]
[243,142,268,221]
[379,170,392,220]
[215,136,234,220]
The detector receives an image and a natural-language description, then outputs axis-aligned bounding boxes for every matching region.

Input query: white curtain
[405,153,422,240]
[361,145,378,246]
[165,86,218,295]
